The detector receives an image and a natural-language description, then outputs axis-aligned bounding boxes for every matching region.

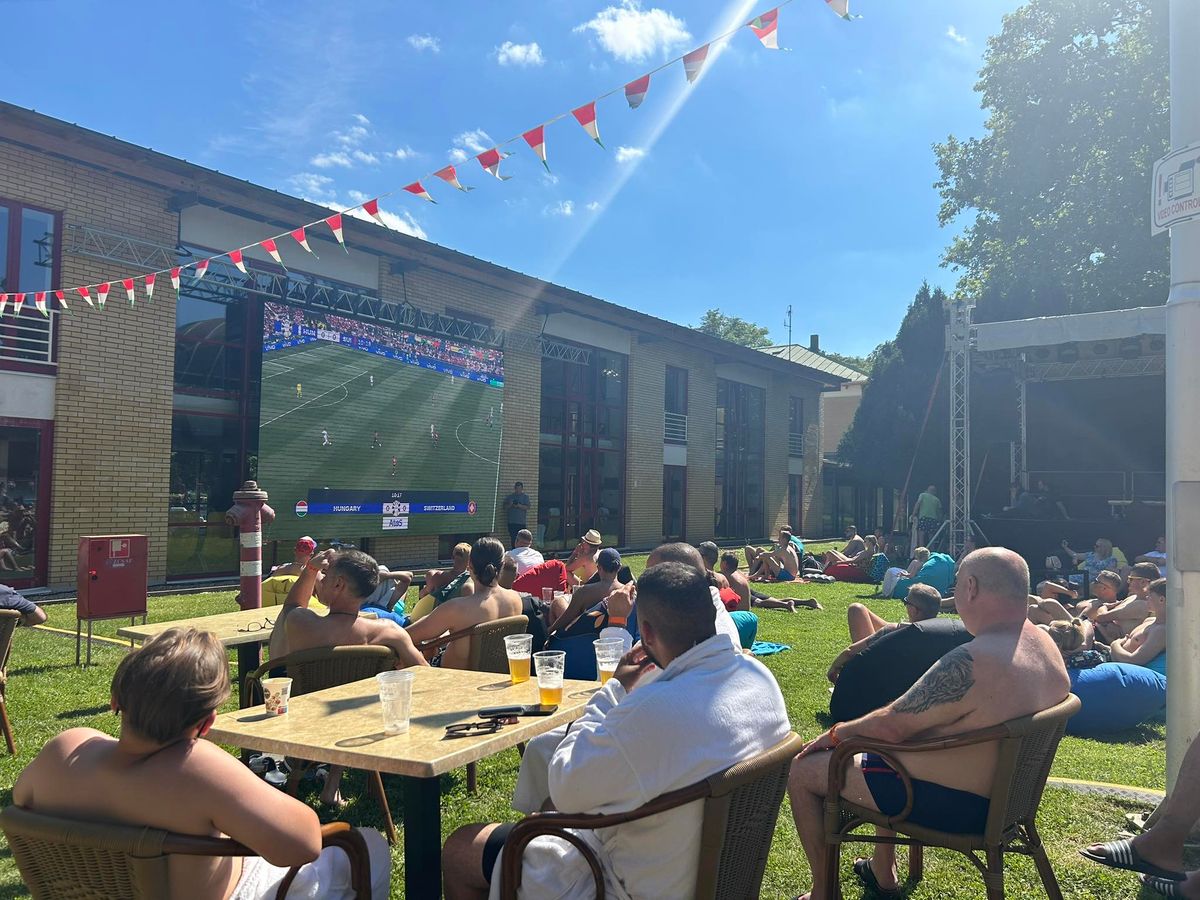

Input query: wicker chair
[243,645,401,843]
[822,693,1081,900]
[414,615,528,793]
[0,609,19,754]
[0,805,372,900]
[498,731,804,899]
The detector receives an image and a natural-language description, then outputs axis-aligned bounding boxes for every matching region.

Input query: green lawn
[0,546,1166,898]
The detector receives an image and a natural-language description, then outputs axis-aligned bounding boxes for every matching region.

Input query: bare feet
[798,598,823,611]
[786,600,796,613]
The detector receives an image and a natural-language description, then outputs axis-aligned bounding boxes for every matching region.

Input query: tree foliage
[818,349,874,376]
[837,284,949,490]
[935,0,1169,321]
[694,309,772,348]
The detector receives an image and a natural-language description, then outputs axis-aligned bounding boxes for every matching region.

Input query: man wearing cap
[827,584,944,684]
[548,547,624,634]
[565,530,602,586]
[270,537,318,578]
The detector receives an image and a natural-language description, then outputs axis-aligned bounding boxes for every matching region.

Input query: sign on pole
[1152,141,1200,234]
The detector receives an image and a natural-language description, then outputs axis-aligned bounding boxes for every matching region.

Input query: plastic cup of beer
[593,638,625,683]
[375,670,414,734]
[533,650,566,707]
[261,677,292,716]
[504,634,534,684]
[542,587,554,604]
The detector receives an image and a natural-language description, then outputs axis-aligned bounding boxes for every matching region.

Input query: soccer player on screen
[321,429,332,446]
[370,374,374,387]
[371,431,381,449]
[430,424,440,448]
[296,382,302,398]
[391,456,398,477]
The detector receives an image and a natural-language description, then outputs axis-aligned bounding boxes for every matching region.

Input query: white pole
[1165,0,1200,791]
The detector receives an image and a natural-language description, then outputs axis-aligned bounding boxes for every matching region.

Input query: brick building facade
[0,104,842,590]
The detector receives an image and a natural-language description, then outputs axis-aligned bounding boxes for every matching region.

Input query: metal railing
[1132,471,1166,501]
[788,432,804,457]
[0,310,55,367]
[664,411,688,444]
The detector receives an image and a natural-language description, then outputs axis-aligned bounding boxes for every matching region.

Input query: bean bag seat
[890,552,956,600]
[1065,663,1166,736]
[825,562,872,583]
[729,611,759,650]
[261,574,325,612]
[830,619,972,723]
[867,553,891,584]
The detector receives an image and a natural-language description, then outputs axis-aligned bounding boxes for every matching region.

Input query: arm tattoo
[892,646,975,714]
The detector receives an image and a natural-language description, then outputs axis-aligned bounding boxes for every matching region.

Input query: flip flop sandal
[853,858,902,899]
[1079,839,1186,881]
[1141,874,1187,897]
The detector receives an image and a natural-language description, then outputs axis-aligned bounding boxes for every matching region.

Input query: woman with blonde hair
[881,546,929,599]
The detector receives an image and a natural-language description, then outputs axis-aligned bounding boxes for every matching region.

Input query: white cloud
[586,201,601,212]
[352,149,379,164]
[945,25,968,46]
[392,146,418,160]
[544,200,575,217]
[288,172,335,199]
[353,112,370,126]
[449,128,493,162]
[407,33,441,53]
[310,151,353,168]
[343,191,428,240]
[495,41,546,67]
[614,145,646,163]
[574,1,690,63]
[542,171,561,186]
[337,124,370,147]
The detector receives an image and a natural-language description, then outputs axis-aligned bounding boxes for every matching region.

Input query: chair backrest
[285,645,401,696]
[982,693,1082,843]
[467,615,529,674]
[694,732,805,900]
[0,608,20,678]
[0,804,175,899]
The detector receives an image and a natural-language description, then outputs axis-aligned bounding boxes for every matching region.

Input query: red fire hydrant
[225,480,275,612]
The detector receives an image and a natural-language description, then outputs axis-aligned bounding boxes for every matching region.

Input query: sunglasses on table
[445,716,520,737]
[237,616,276,633]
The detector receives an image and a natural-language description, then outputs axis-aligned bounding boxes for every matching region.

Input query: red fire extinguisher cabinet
[76,535,148,666]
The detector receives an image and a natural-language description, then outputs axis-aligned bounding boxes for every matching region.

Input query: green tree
[818,349,874,376]
[694,309,772,348]
[935,0,1169,321]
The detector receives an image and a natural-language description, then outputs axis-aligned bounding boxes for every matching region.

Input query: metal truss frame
[945,298,975,558]
[66,222,592,364]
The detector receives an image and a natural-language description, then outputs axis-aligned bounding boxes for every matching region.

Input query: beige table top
[116,606,375,648]
[206,666,599,778]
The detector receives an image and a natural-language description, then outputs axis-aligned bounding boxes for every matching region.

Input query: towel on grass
[751,641,791,657]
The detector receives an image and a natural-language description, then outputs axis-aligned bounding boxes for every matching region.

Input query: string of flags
[7,0,858,318]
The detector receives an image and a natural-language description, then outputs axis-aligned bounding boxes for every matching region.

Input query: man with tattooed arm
[786,547,1070,900]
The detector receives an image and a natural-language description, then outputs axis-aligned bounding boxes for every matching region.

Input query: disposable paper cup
[376,670,414,734]
[262,677,292,716]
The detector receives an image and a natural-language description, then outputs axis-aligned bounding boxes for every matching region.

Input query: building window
[788,396,805,457]
[663,465,686,540]
[788,474,803,533]
[0,199,60,372]
[0,421,52,588]
[715,379,765,539]
[664,366,688,444]
[538,347,627,551]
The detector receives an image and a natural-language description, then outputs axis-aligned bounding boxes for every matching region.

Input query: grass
[0,544,1167,899]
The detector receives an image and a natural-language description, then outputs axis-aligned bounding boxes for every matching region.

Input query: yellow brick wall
[0,142,178,589]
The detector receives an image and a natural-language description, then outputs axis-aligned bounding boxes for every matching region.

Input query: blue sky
[4,0,1021,356]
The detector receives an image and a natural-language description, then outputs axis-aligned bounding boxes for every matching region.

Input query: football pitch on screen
[257,341,503,542]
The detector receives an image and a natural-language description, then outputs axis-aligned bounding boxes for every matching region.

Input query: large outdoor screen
[258,302,504,541]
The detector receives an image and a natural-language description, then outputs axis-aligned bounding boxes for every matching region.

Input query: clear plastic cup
[533,650,566,707]
[504,634,534,684]
[261,677,292,716]
[541,587,554,604]
[593,638,625,683]
[376,670,414,734]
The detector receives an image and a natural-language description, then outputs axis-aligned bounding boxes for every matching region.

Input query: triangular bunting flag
[55,290,68,310]
[291,227,316,255]
[403,181,437,204]
[325,213,347,251]
[682,45,709,83]
[433,165,473,192]
[95,284,108,310]
[749,9,781,48]
[522,125,549,170]
[13,293,24,314]
[625,74,651,109]
[572,102,603,147]
[194,259,209,280]
[476,148,513,181]
[122,278,136,305]
[170,267,181,292]
[825,0,860,20]
[144,274,155,302]
[0,295,8,317]
[229,248,248,274]
[34,292,48,317]
[76,286,94,307]
[361,199,386,225]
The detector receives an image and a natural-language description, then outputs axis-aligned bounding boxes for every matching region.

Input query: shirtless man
[788,547,1070,899]
[564,530,602,585]
[546,547,623,635]
[718,551,819,613]
[1106,577,1167,671]
[405,538,524,670]
[1091,562,1158,642]
[821,524,866,566]
[12,627,391,899]
[749,528,801,583]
